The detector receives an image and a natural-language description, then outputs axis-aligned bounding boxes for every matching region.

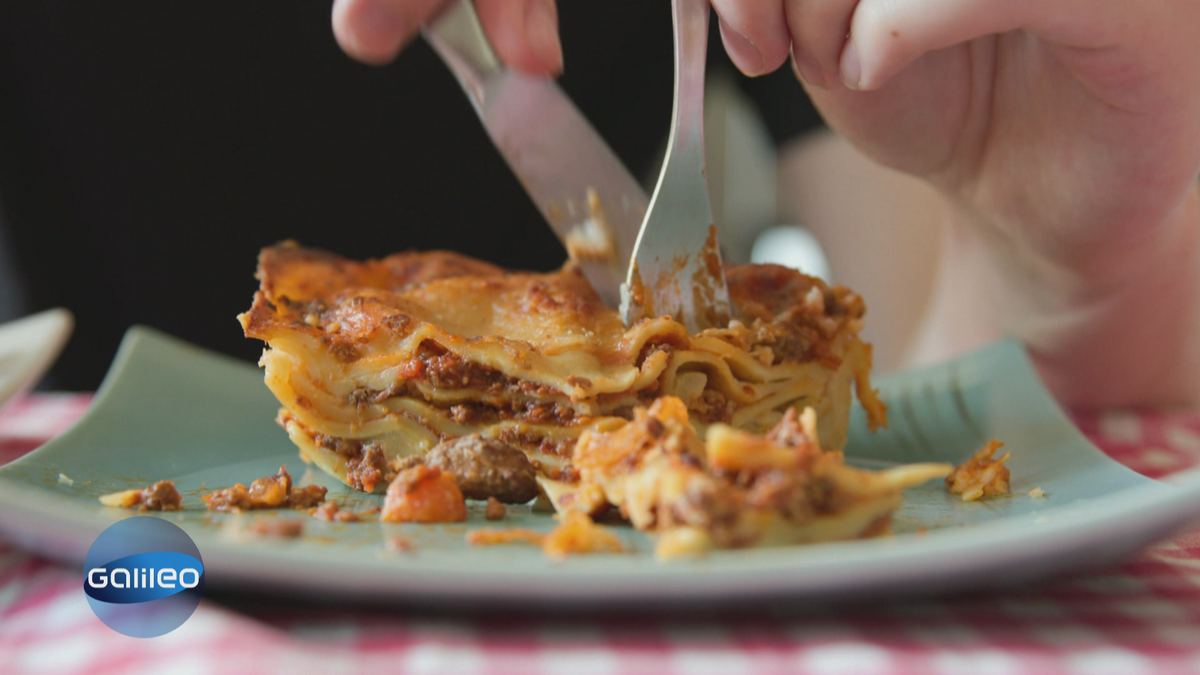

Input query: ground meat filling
[689,389,734,424]
[444,399,579,426]
[408,341,559,399]
[347,382,408,409]
[311,432,390,493]
[399,435,539,504]
[748,320,841,368]
[347,370,581,428]
[346,446,387,493]
[496,429,577,464]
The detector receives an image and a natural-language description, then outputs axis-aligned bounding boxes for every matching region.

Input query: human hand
[714,0,1200,249]
[331,0,562,75]
[712,0,1200,406]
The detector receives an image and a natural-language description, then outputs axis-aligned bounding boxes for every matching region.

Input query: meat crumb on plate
[485,497,506,520]
[466,512,624,560]
[202,466,327,513]
[99,480,183,511]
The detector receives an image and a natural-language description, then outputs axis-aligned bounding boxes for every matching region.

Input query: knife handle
[422,0,502,111]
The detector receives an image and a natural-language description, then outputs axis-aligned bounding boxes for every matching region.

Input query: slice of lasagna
[239,242,887,494]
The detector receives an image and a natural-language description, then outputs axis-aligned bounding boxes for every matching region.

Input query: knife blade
[422,0,647,308]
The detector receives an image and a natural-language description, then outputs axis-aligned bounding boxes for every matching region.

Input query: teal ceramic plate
[1,327,1198,609]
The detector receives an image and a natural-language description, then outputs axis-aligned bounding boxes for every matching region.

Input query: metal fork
[620,0,731,332]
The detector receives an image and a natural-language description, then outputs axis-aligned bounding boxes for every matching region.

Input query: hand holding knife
[423,0,730,331]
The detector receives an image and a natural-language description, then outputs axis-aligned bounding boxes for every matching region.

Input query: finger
[476,0,563,76]
[332,0,446,65]
[710,0,791,77]
[841,0,1041,90]
[783,0,857,89]
[802,47,976,175]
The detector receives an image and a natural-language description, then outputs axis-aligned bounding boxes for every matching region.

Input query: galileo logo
[84,517,204,637]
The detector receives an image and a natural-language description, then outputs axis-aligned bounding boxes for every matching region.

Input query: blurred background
[0,1,940,391]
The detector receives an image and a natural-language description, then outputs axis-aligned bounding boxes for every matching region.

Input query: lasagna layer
[240,242,887,493]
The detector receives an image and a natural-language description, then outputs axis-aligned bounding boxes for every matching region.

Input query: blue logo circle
[83,517,204,637]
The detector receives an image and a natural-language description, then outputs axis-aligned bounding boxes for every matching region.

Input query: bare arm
[781,131,1200,409]
[908,187,1200,409]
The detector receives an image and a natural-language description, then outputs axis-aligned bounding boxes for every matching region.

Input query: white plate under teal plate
[0,308,73,411]
[1,326,1198,609]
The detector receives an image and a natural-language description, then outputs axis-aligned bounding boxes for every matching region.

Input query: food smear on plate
[541,511,624,560]
[202,466,328,513]
[1029,486,1046,498]
[99,479,182,511]
[466,511,623,560]
[465,527,546,547]
[386,536,416,553]
[381,465,468,523]
[241,518,305,538]
[946,439,1011,502]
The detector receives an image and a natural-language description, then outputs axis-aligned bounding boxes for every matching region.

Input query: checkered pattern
[0,394,91,466]
[2,395,1200,675]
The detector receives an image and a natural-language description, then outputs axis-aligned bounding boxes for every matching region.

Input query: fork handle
[422,0,501,111]
[670,0,710,146]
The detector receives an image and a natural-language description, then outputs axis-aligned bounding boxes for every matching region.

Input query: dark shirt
[0,1,821,389]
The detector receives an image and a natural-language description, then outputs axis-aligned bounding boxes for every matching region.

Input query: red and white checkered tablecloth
[2,394,1200,675]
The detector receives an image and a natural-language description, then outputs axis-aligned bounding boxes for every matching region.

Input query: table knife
[423,0,647,309]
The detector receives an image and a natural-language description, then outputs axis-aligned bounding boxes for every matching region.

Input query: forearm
[908,187,1200,410]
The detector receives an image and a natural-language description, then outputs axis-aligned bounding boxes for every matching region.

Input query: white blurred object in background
[750,225,833,282]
